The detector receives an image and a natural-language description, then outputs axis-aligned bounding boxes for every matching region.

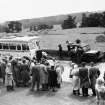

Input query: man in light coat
[71,64,80,95]
[55,62,64,88]
[39,63,48,90]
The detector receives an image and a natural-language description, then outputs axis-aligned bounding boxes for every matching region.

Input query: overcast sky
[0,0,105,23]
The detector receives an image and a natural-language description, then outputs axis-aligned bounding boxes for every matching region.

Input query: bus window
[0,43,2,49]
[17,45,21,50]
[10,44,16,50]
[27,46,29,50]
[36,41,40,49]
[22,44,29,51]
[3,44,9,50]
[36,41,39,46]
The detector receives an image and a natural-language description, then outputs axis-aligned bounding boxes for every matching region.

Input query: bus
[0,35,40,59]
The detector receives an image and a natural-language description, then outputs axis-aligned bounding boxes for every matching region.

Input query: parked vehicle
[69,43,104,63]
[0,35,40,59]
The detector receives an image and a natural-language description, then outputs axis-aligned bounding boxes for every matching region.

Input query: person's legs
[11,80,14,90]
[84,88,88,96]
[36,81,40,91]
[30,78,35,91]
[2,76,5,85]
[73,89,76,95]
[82,87,85,96]
[92,88,96,96]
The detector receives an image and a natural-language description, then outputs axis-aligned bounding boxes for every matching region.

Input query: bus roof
[0,36,39,43]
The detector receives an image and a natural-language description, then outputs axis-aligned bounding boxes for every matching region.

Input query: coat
[31,64,40,83]
[89,67,100,89]
[55,65,64,84]
[71,66,80,90]
[21,63,30,83]
[39,64,48,84]
[96,84,105,105]
[5,64,14,86]
[79,67,90,88]
[0,61,6,78]
[47,66,57,87]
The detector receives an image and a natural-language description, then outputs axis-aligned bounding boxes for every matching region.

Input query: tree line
[1,11,105,33]
[61,12,105,29]
[30,24,53,31]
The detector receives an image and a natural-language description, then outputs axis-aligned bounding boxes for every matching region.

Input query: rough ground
[0,61,105,105]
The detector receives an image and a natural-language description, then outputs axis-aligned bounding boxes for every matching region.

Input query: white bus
[0,35,40,59]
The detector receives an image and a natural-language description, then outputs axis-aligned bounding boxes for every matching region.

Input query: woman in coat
[39,63,48,90]
[5,63,14,91]
[95,77,105,105]
[55,62,64,88]
[71,64,80,95]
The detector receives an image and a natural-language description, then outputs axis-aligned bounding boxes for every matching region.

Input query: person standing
[79,62,90,96]
[30,63,40,91]
[71,64,80,95]
[48,66,57,92]
[58,44,63,58]
[55,61,64,88]
[39,63,48,91]
[21,59,30,87]
[66,40,70,54]
[95,77,105,105]
[89,62,100,96]
[5,63,14,91]
[0,59,6,85]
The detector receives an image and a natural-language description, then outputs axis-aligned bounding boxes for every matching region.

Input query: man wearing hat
[89,62,100,96]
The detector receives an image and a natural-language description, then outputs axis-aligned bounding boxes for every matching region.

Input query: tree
[100,12,105,27]
[8,21,22,33]
[61,15,76,29]
[81,13,87,27]
[81,12,104,27]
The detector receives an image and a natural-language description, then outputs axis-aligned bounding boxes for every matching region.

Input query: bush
[96,35,105,42]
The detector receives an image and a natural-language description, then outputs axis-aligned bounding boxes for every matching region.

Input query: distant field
[39,27,105,52]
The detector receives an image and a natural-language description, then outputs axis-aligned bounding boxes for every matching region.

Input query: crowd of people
[0,55,64,92]
[70,61,105,105]
[1,51,105,105]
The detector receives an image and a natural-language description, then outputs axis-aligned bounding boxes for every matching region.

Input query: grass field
[39,27,105,52]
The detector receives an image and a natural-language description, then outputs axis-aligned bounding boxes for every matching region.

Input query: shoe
[83,94,89,97]
[92,94,96,96]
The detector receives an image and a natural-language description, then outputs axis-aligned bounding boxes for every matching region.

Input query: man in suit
[79,62,89,96]
[21,59,30,87]
[89,62,100,96]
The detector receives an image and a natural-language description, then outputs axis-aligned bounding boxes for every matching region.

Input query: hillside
[19,12,91,29]
[3,11,104,29]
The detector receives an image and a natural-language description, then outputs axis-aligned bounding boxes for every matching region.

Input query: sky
[0,0,105,23]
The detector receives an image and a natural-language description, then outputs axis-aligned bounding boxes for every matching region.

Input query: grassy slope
[39,27,105,51]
